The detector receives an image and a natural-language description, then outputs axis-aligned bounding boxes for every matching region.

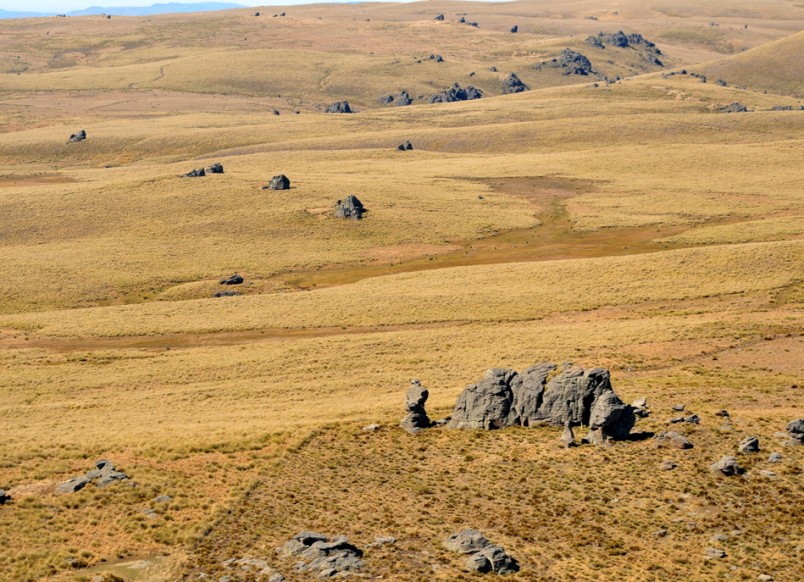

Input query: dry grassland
[0,1,802,581]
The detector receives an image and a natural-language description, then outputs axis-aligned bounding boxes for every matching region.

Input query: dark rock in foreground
[738,436,760,453]
[279,532,363,577]
[334,195,366,220]
[219,273,243,285]
[720,102,748,113]
[182,168,205,178]
[206,163,224,174]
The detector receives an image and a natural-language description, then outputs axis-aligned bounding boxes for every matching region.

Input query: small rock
[652,529,668,537]
[758,469,776,477]
[154,495,173,503]
[265,174,290,190]
[669,416,685,424]
[443,530,490,554]
[714,409,730,418]
[182,168,205,178]
[710,456,743,476]
[738,436,760,453]
[672,403,685,412]
[559,422,576,448]
[710,533,728,542]
[767,452,782,463]
[0,489,10,504]
[57,476,91,494]
[325,101,352,114]
[142,508,158,519]
[214,291,240,297]
[434,14,445,21]
[720,102,747,113]
[333,195,366,220]
[362,424,380,432]
[705,547,726,559]
[660,460,677,471]
[654,431,693,450]
[757,574,774,581]
[510,25,518,33]
[67,129,86,143]
[684,414,700,424]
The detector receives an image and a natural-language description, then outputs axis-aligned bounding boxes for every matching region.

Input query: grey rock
[510,25,518,33]
[429,54,444,63]
[96,470,129,487]
[710,533,728,542]
[447,368,520,430]
[705,547,726,559]
[466,552,492,573]
[0,489,9,505]
[434,14,445,21]
[714,409,730,418]
[400,379,432,433]
[767,452,782,463]
[501,72,529,94]
[758,470,776,477]
[559,422,576,448]
[757,574,774,581]
[787,419,804,434]
[771,105,792,111]
[362,423,380,432]
[443,529,491,554]
[429,83,483,103]
[710,456,743,476]
[95,459,114,470]
[57,475,91,494]
[333,195,366,220]
[684,414,701,424]
[207,163,224,174]
[669,416,685,424]
[672,403,685,412]
[214,291,240,297]
[478,545,519,574]
[67,129,86,143]
[654,431,693,450]
[720,102,748,113]
[220,273,244,285]
[143,508,158,519]
[182,168,205,177]
[660,460,677,471]
[325,101,352,114]
[154,495,173,503]
[265,175,290,190]
[652,529,668,537]
[538,49,595,76]
[738,436,760,454]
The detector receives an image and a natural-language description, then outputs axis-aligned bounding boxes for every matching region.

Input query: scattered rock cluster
[663,70,708,83]
[67,129,86,143]
[379,90,412,106]
[585,31,664,66]
[443,530,519,575]
[501,73,529,94]
[445,363,646,443]
[279,532,363,577]
[326,101,353,114]
[429,83,483,103]
[536,49,596,76]
[334,195,366,220]
[400,380,431,433]
[262,174,290,190]
[57,460,129,493]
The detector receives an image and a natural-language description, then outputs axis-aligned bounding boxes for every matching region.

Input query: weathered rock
[510,362,555,426]
[443,530,491,554]
[57,475,91,494]
[710,455,743,476]
[510,25,518,33]
[559,422,576,448]
[738,436,760,454]
[654,431,693,450]
[771,105,793,111]
[660,460,677,471]
[787,419,804,435]
[380,90,413,106]
[758,469,776,478]
[714,409,730,418]
[537,364,611,426]
[333,195,366,220]
[434,14,445,21]
[501,72,529,94]
[400,380,432,433]
[584,36,604,49]
[672,403,685,412]
[325,101,353,114]
[154,495,172,503]
[538,49,595,76]
[182,168,205,177]
[67,129,86,143]
[207,163,224,174]
[630,397,650,418]
[586,390,635,444]
[669,416,685,424]
[397,141,414,151]
[220,273,244,285]
[684,414,701,424]
[280,531,329,556]
[429,83,483,103]
[447,368,520,430]
[767,452,782,463]
[466,552,492,573]
[475,545,519,574]
[720,102,748,113]
[281,534,363,576]
[265,174,290,190]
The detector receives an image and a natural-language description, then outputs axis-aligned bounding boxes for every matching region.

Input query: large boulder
[501,72,529,94]
[400,380,431,433]
[334,195,366,220]
[266,174,290,190]
[445,531,518,575]
[326,101,353,113]
[447,368,521,429]
[586,390,635,444]
[280,532,363,576]
[720,102,748,113]
[443,530,491,554]
[785,419,803,445]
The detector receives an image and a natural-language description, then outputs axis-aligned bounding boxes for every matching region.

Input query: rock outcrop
[0,489,10,505]
[434,14,445,21]
[720,102,748,113]
[57,460,129,493]
[559,422,576,448]
[279,532,363,577]
[397,141,413,151]
[429,83,483,103]
[585,31,663,66]
[400,380,431,433]
[447,362,644,442]
[264,174,290,190]
[379,90,413,106]
[334,195,366,220]
[444,530,519,575]
[220,273,244,285]
[536,49,596,76]
[710,455,743,476]
[326,101,353,114]
[510,25,518,33]
[738,436,760,453]
[207,163,224,174]
[182,168,205,178]
[501,73,529,94]
[67,129,86,143]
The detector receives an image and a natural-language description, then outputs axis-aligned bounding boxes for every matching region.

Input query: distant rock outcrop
[501,72,529,94]
[720,102,748,113]
[447,363,645,443]
[434,14,445,21]
[444,530,519,575]
[263,174,290,190]
[429,83,483,103]
[57,460,129,493]
[0,489,10,505]
[585,30,664,66]
[334,195,366,220]
[207,163,224,174]
[738,436,760,453]
[536,49,596,76]
[182,168,205,178]
[510,25,518,33]
[400,380,432,433]
[219,273,243,285]
[379,90,413,106]
[67,129,86,143]
[279,532,363,577]
[786,419,804,446]
[326,101,353,114]
[397,141,414,151]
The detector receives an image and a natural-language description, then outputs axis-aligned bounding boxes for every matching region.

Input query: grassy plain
[0,1,802,581]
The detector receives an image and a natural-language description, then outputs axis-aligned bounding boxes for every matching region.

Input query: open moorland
[0,1,802,580]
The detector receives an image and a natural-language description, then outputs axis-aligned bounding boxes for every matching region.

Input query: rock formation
[279,532,363,577]
[264,174,290,190]
[501,72,529,94]
[710,455,743,476]
[584,31,664,65]
[510,25,518,33]
[738,436,760,453]
[0,489,9,504]
[447,362,644,442]
[57,460,129,493]
[444,530,519,575]
[379,90,413,106]
[429,83,483,103]
[559,422,576,448]
[434,14,445,21]
[182,168,205,177]
[536,49,596,76]
[400,380,431,433]
[654,431,693,449]
[326,101,353,113]
[334,195,366,219]
[67,129,86,143]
